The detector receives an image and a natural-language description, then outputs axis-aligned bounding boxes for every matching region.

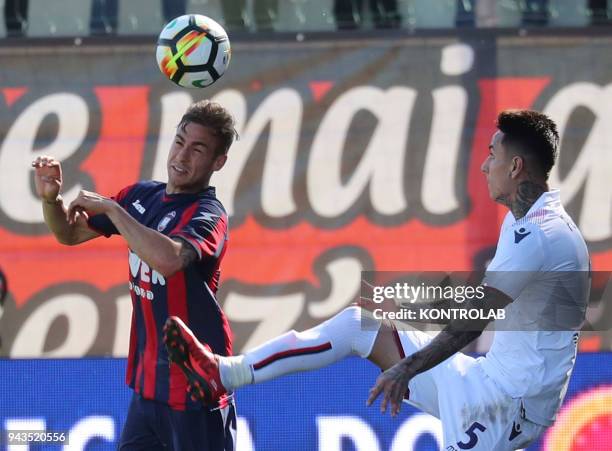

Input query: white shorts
[394,327,546,450]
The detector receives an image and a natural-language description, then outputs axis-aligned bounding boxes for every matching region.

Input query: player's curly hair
[179,100,239,156]
[496,110,559,180]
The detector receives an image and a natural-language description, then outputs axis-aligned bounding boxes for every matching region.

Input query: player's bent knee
[329,306,368,333]
[282,329,301,346]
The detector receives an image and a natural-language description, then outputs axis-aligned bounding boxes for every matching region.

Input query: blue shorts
[118,393,236,451]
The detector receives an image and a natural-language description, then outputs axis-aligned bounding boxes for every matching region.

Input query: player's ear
[213,153,227,171]
[509,156,524,179]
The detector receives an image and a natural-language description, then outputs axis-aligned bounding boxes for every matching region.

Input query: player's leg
[371,328,541,450]
[205,401,237,451]
[118,394,166,450]
[367,323,442,418]
[495,412,547,451]
[229,305,381,387]
[437,362,531,451]
[164,306,382,401]
[165,304,442,417]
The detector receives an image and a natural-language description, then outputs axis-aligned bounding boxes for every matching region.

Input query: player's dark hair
[179,100,238,156]
[496,110,559,180]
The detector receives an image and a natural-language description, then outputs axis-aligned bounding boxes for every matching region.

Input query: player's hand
[366,359,413,417]
[66,190,115,224]
[31,156,63,202]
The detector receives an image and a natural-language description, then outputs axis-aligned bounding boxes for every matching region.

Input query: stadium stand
[27,0,91,36]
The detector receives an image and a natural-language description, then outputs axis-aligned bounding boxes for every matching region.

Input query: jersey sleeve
[483,224,547,300]
[170,203,228,261]
[87,184,137,238]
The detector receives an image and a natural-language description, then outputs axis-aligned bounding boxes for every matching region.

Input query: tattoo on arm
[404,328,482,377]
[175,239,198,269]
[401,285,512,378]
[511,180,545,219]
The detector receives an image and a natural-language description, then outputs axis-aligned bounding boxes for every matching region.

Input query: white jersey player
[163,109,590,450]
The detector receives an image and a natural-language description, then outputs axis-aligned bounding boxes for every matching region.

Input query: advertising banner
[0,34,611,357]
[0,354,610,450]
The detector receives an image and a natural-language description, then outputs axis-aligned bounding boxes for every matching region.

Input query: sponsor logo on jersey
[514,227,531,244]
[157,211,177,232]
[128,250,166,286]
[132,200,146,214]
[128,281,154,300]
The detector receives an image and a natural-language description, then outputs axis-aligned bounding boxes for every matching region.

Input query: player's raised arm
[366,285,513,416]
[100,200,194,277]
[32,156,100,245]
[66,190,195,278]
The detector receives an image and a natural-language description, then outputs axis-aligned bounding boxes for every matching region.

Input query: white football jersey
[478,190,590,426]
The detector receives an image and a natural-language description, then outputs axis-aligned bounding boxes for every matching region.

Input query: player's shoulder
[515,203,581,247]
[133,180,166,194]
[196,187,227,216]
[501,211,546,248]
[492,213,548,271]
[119,180,165,200]
[489,217,546,272]
[510,219,545,246]
[115,181,166,213]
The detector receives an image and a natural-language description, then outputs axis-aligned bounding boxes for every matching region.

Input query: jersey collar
[511,189,560,225]
[162,185,216,202]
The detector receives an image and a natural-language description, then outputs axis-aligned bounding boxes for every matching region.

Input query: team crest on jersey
[157,211,177,232]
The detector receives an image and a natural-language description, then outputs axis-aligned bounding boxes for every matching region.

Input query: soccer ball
[156,14,231,88]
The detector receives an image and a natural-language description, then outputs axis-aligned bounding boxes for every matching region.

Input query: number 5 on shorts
[457,421,487,449]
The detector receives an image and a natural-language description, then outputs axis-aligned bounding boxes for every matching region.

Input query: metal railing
[1,0,610,38]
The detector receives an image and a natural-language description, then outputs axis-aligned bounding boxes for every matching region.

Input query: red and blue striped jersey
[88,181,233,410]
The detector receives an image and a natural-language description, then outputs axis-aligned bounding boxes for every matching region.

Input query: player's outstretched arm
[366,286,512,417]
[32,156,100,245]
[66,191,195,277]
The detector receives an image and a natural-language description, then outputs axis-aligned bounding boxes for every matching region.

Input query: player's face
[166,122,227,194]
[481,131,514,204]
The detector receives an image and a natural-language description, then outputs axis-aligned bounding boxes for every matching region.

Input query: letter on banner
[317,416,380,451]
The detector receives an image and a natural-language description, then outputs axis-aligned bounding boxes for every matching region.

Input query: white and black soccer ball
[156,14,231,88]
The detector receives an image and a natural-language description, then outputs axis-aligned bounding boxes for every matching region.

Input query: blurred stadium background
[0,0,611,450]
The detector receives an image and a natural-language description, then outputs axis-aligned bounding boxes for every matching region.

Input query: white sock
[218,354,253,390]
[218,306,380,390]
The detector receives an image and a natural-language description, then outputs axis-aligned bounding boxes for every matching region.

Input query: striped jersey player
[89,181,232,408]
[33,100,238,451]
